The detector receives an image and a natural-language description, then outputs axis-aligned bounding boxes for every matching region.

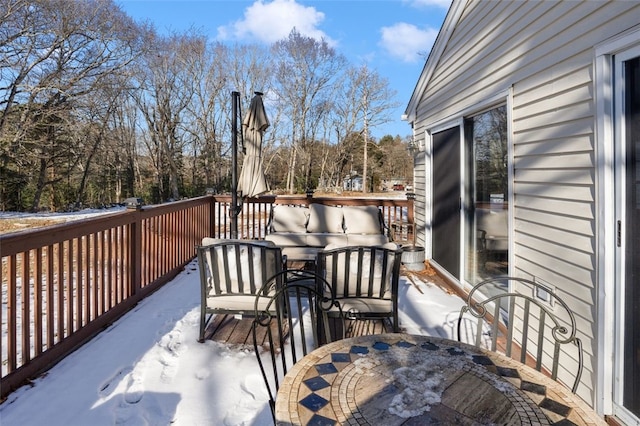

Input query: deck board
[205,314,399,347]
[204,264,425,347]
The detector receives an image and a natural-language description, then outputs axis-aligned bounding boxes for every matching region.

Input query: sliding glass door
[432,126,461,279]
[616,51,640,420]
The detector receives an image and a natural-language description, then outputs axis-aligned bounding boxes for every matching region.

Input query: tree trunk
[31,157,48,212]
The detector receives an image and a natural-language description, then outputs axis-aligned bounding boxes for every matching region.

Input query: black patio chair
[252,269,342,422]
[196,238,286,342]
[457,276,584,393]
[316,244,403,335]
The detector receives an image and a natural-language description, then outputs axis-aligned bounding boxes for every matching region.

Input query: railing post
[126,201,143,295]
[209,194,216,240]
[406,192,415,224]
[406,192,416,246]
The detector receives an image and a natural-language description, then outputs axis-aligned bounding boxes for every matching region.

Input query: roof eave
[404,0,466,124]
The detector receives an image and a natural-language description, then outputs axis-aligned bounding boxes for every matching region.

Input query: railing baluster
[56,242,64,344]
[34,247,43,356]
[22,250,30,364]
[46,245,54,350]
[84,235,91,325]
[7,255,17,373]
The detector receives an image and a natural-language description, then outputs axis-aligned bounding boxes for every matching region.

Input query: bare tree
[0,1,411,210]
[340,64,399,193]
[107,90,141,202]
[180,40,227,194]
[132,31,203,201]
[0,0,143,210]
[271,29,347,193]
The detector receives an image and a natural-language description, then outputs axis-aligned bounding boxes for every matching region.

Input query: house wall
[410,0,640,409]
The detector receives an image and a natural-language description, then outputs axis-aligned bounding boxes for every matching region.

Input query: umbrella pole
[231,91,240,239]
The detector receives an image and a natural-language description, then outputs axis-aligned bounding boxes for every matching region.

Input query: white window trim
[594,24,640,421]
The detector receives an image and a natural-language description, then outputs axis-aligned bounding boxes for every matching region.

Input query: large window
[464,106,509,284]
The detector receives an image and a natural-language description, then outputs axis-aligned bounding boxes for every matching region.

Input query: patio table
[275,333,604,425]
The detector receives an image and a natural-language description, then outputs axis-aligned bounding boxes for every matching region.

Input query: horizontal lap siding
[414,154,427,249]
[511,3,612,403]
[412,0,640,404]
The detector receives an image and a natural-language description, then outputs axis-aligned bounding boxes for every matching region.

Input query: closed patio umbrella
[238,92,269,198]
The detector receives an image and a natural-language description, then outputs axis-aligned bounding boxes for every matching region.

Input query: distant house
[404,1,640,423]
[343,174,363,191]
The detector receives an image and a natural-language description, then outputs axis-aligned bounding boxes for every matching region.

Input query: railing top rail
[0,196,214,257]
[210,194,411,207]
[1,210,133,256]
[1,195,412,257]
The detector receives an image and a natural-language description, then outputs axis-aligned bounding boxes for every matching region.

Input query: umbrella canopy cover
[238,93,269,198]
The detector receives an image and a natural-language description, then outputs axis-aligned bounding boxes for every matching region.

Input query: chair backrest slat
[536,309,547,371]
[492,300,501,353]
[377,248,390,298]
[505,297,514,357]
[520,299,531,364]
[474,307,483,347]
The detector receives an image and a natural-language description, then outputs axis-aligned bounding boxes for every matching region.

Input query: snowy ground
[0,258,466,426]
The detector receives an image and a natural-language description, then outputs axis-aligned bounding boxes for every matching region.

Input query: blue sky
[117,0,451,138]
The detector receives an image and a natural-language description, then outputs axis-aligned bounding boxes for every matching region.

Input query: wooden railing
[0,194,413,398]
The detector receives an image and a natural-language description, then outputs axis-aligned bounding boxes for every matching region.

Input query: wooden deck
[201,265,549,381]
[203,313,397,347]
[202,314,258,346]
[202,264,438,347]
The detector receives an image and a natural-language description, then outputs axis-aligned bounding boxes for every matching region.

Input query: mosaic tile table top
[275,333,604,426]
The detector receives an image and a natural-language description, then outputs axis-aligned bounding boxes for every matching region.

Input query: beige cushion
[324,242,398,251]
[202,237,275,247]
[307,204,344,233]
[342,205,382,234]
[200,239,278,296]
[265,233,309,247]
[346,234,390,246]
[326,297,392,314]
[305,233,348,247]
[270,205,309,233]
[207,294,273,313]
[322,243,399,298]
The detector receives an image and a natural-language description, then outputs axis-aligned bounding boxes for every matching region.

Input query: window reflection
[465,106,508,284]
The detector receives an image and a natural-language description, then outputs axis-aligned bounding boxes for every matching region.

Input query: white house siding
[407,0,640,410]
[412,151,428,252]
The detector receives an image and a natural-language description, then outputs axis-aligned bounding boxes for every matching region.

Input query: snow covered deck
[0,260,465,425]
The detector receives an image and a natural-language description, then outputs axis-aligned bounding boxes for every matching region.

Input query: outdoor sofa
[264,203,390,261]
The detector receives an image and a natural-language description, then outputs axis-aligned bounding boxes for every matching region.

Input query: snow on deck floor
[0,259,466,426]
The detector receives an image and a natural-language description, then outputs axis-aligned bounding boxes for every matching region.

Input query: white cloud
[216,0,335,45]
[379,23,439,63]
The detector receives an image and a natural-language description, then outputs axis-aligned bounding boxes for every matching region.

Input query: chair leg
[199,317,205,343]
[199,312,211,343]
